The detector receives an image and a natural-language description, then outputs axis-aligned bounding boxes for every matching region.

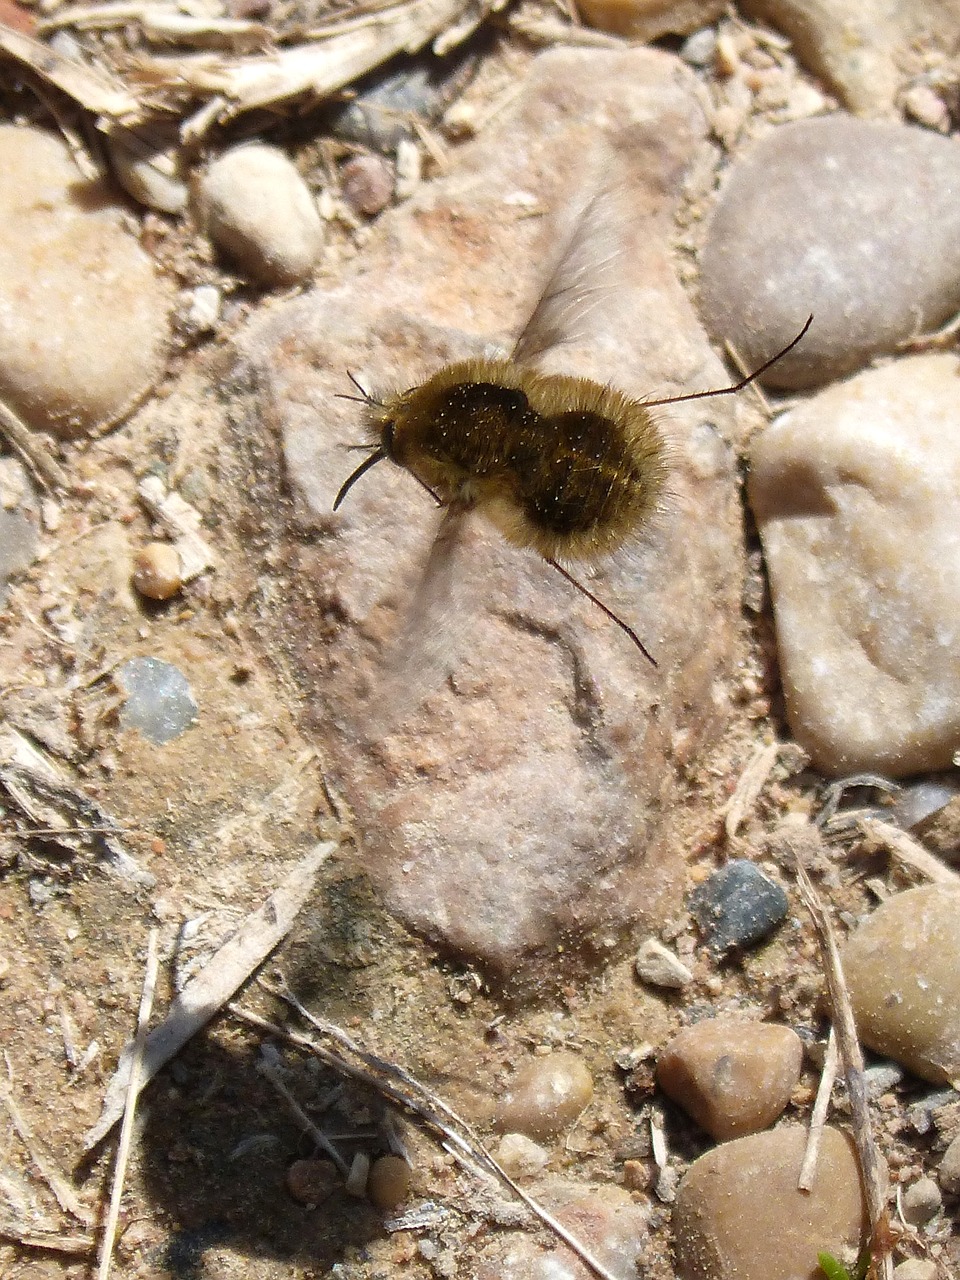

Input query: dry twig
[795,864,894,1280]
[96,929,160,1280]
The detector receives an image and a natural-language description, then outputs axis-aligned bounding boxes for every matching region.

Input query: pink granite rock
[238,47,748,984]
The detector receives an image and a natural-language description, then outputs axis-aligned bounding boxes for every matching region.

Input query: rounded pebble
[493,1132,549,1178]
[900,1176,942,1226]
[576,0,723,40]
[340,154,393,217]
[673,1126,866,1280]
[196,145,323,286]
[0,124,172,438]
[494,1052,594,1142]
[108,129,189,214]
[117,656,198,745]
[367,1154,410,1210]
[658,1019,803,1141]
[892,1261,939,1280]
[843,885,960,1084]
[689,859,789,952]
[285,1158,338,1204]
[699,117,960,389]
[749,354,960,776]
[635,937,693,989]
[939,1132,960,1195]
[132,542,183,601]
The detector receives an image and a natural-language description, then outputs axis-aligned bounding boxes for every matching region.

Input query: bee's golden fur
[364,358,669,564]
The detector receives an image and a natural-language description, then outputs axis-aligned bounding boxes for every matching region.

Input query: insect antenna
[335,372,387,409]
[333,449,387,510]
[644,315,813,410]
[546,558,657,667]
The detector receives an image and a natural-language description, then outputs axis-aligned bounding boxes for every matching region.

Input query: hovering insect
[334,191,811,669]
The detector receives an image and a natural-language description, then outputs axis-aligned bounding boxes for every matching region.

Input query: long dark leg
[645,314,813,409]
[546,558,657,667]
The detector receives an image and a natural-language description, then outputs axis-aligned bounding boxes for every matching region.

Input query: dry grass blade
[795,863,894,1280]
[0,1226,95,1255]
[83,841,336,1151]
[121,0,498,128]
[0,26,139,118]
[96,929,159,1280]
[799,1025,839,1191]
[0,726,153,885]
[232,988,625,1280]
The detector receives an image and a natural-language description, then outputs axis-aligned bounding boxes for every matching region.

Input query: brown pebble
[367,1154,411,1210]
[657,1018,803,1141]
[495,1051,594,1142]
[132,542,182,600]
[673,1126,867,1280]
[940,1132,960,1195]
[844,884,960,1084]
[285,1158,338,1204]
[340,154,393,218]
[622,1158,652,1192]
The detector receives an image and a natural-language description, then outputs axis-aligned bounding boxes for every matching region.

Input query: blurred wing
[361,504,479,737]
[510,183,622,367]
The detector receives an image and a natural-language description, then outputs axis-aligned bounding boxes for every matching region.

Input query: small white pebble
[902,84,951,133]
[344,1150,370,1197]
[184,284,222,333]
[493,1132,549,1178]
[635,937,693,989]
[394,138,421,201]
[892,1260,938,1280]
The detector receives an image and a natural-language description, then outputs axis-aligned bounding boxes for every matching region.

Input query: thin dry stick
[795,864,894,1280]
[258,1060,350,1176]
[96,928,160,1280]
[855,816,960,887]
[799,1026,839,1191]
[231,994,623,1280]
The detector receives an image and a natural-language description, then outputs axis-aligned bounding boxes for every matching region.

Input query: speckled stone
[0,124,172,438]
[657,1018,803,1140]
[843,884,960,1085]
[689,860,789,952]
[236,47,749,983]
[673,1126,867,1280]
[699,118,960,390]
[749,354,960,776]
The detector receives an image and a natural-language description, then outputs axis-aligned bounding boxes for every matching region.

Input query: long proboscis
[333,449,386,510]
